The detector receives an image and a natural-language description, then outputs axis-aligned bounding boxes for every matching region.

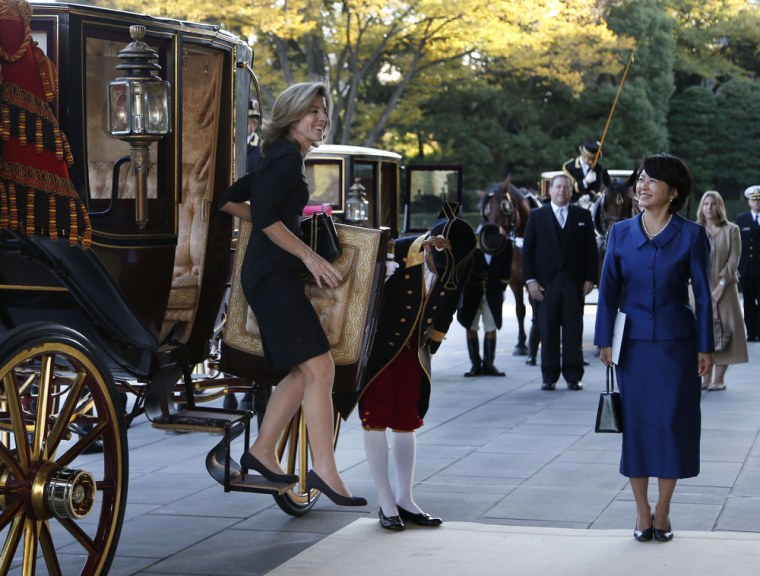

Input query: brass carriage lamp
[345,178,369,224]
[107,25,171,229]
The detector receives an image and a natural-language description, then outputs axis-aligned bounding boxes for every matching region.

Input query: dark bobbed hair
[639,153,692,213]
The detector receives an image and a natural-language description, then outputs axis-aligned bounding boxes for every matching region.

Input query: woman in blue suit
[595,154,714,543]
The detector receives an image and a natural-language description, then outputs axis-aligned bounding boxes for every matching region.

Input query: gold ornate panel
[224,221,382,365]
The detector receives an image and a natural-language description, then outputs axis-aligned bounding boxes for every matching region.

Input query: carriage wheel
[0,323,128,576]
[254,384,341,516]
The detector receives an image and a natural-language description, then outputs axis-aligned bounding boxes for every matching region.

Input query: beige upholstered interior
[224,221,382,365]
[159,51,223,342]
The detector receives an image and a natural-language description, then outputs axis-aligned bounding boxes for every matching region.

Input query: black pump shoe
[654,520,673,542]
[633,515,654,542]
[306,470,367,507]
[240,452,298,484]
[379,509,405,531]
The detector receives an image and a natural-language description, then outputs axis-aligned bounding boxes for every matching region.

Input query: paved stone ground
[59,291,760,575]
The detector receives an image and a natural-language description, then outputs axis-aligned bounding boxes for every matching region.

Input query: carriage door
[82,27,177,337]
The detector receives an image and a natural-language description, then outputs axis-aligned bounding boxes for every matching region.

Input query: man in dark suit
[737,185,760,341]
[522,174,598,390]
[562,139,611,204]
[360,203,475,531]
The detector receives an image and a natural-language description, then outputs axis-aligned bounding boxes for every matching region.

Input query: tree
[710,79,760,198]
[668,86,717,190]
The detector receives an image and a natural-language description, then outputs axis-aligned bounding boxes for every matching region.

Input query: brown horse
[592,173,638,279]
[480,176,541,355]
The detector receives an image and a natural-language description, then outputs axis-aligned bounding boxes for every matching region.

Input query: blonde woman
[697,191,749,390]
[220,82,365,506]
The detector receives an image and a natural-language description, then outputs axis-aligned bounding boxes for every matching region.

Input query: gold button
[407,290,413,295]
[404,274,410,279]
[400,318,406,323]
[405,305,412,310]
[427,318,432,324]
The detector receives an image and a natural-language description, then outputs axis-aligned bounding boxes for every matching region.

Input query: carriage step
[150,407,249,434]
[225,474,298,495]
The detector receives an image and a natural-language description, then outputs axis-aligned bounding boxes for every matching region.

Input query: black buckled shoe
[541,382,556,391]
[379,509,405,531]
[397,506,443,527]
[567,381,583,391]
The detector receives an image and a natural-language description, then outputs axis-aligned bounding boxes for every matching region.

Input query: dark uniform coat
[362,235,468,419]
[457,243,513,330]
[736,210,760,339]
[246,133,262,173]
[562,157,611,203]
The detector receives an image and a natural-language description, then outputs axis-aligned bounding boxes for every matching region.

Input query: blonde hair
[696,190,728,226]
[261,82,332,156]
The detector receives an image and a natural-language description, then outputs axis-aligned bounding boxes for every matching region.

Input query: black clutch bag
[595,365,623,433]
[300,212,341,262]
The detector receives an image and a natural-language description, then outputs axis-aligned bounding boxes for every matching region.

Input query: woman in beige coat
[697,191,749,389]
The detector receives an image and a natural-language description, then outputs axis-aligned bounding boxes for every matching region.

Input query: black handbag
[300,212,341,262]
[595,365,623,433]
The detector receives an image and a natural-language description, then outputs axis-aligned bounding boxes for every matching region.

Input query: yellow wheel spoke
[22,518,39,576]
[39,521,63,576]
[0,440,25,479]
[57,419,109,468]
[33,354,56,461]
[0,513,24,574]
[46,370,88,459]
[2,372,31,467]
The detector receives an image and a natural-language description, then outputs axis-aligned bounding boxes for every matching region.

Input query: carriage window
[353,161,376,226]
[305,159,342,210]
[404,166,463,232]
[84,35,160,205]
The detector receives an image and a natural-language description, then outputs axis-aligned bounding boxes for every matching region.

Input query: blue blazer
[594,213,714,352]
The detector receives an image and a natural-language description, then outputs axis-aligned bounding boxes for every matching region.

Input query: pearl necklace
[641,212,673,239]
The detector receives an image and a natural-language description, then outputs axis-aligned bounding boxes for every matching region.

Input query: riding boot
[526,319,539,366]
[464,334,482,377]
[482,336,505,377]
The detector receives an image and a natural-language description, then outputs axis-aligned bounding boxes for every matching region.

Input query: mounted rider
[562,139,611,208]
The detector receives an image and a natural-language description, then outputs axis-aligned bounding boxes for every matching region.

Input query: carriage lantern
[345,177,369,224]
[107,25,171,229]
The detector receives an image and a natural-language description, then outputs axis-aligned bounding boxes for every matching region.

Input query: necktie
[756,214,759,225]
[557,208,566,228]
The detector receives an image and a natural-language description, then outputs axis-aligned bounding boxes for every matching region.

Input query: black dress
[221,138,330,370]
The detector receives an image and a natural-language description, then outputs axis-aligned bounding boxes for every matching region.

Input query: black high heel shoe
[633,515,654,542]
[306,470,367,507]
[654,519,674,542]
[240,452,298,484]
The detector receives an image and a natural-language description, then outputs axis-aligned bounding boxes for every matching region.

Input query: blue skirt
[616,338,701,479]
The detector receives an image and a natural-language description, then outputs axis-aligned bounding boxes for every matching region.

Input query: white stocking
[363,430,398,516]
[392,431,422,514]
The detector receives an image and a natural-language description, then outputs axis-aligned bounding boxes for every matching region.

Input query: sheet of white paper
[612,311,626,365]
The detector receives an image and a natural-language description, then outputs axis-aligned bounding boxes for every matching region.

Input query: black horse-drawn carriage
[0,2,435,573]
